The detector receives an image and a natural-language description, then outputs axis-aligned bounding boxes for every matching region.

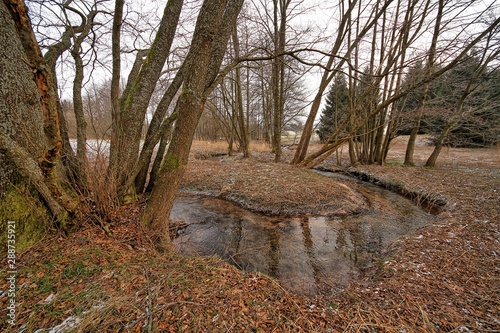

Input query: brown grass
[183,156,367,216]
[1,136,498,332]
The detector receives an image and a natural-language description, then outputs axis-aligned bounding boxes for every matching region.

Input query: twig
[143,264,154,333]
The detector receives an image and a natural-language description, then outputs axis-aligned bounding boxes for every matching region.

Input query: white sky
[28,0,499,123]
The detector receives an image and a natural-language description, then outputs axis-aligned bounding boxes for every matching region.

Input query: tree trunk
[142,0,243,249]
[71,50,88,175]
[145,121,174,193]
[109,0,183,197]
[424,126,450,168]
[134,66,185,193]
[0,0,78,226]
[232,25,250,158]
[109,0,124,177]
[272,0,290,162]
[404,0,443,166]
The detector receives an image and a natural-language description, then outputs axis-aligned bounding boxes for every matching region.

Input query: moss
[60,179,79,203]
[0,184,50,252]
[162,153,180,172]
[120,183,137,205]
[61,260,102,279]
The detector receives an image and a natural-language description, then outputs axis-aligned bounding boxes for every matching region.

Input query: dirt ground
[1,136,498,332]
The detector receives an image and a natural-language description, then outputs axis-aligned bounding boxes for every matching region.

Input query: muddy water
[170,176,433,295]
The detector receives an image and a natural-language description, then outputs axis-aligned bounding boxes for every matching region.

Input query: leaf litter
[0,139,498,332]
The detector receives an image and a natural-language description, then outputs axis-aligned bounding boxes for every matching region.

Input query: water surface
[171,178,433,295]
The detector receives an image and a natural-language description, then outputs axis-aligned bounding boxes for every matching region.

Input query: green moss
[120,184,137,205]
[162,153,180,172]
[35,275,56,294]
[61,179,79,202]
[0,184,50,252]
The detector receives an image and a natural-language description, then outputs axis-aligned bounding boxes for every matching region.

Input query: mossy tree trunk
[0,0,78,228]
[142,0,244,249]
[108,0,183,200]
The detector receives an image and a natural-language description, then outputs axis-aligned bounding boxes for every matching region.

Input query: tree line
[317,52,500,167]
[0,0,498,247]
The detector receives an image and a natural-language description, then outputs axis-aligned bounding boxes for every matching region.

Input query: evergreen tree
[441,55,499,147]
[424,54,500,147]
[397,61,447,135]
[316,73,349,143]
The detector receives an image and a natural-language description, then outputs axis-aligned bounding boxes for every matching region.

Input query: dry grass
[182,156,367,216]
[1,207,332,332]
[325,139,500,332]
[1,136,498,332]
[191,140,272,155]
[186,137,500,332]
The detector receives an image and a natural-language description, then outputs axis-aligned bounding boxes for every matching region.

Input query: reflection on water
[171,180,433,295]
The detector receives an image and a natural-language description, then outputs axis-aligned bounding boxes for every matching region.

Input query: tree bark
[142,0,243,249]
[71,50,87,168]
[145,121,174,193]
[109,0,124,177]
[424,126,450,168]
[109,0,183,198]
[0,0,78,226]
[133,66,186,194]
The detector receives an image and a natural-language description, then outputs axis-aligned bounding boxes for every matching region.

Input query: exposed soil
[0,137,498,332]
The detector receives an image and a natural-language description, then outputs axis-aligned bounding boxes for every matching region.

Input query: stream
[170,173,434,295]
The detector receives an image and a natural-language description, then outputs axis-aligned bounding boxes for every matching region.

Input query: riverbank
[1,139,498,332]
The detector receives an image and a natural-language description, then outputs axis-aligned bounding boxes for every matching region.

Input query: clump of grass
[85,154,119,217]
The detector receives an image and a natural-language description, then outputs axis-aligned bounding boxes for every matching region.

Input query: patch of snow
[44,293,56,304]
[47,316,82,333]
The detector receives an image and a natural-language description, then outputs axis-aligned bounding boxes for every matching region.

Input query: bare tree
[108,0,184,199]
[425,42,500,167]
[292,0,393,165]
[232,21,251,157]
[294,0,500,169]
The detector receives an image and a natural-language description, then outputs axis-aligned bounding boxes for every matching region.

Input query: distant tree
[316,74,349,143]
[425,48,500,168]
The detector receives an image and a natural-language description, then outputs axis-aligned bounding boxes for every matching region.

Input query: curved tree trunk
[424,128,449,168]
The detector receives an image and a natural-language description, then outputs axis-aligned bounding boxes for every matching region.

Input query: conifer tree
[317,74,349,143]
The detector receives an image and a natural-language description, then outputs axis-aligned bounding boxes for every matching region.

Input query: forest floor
[1,136,499,332]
